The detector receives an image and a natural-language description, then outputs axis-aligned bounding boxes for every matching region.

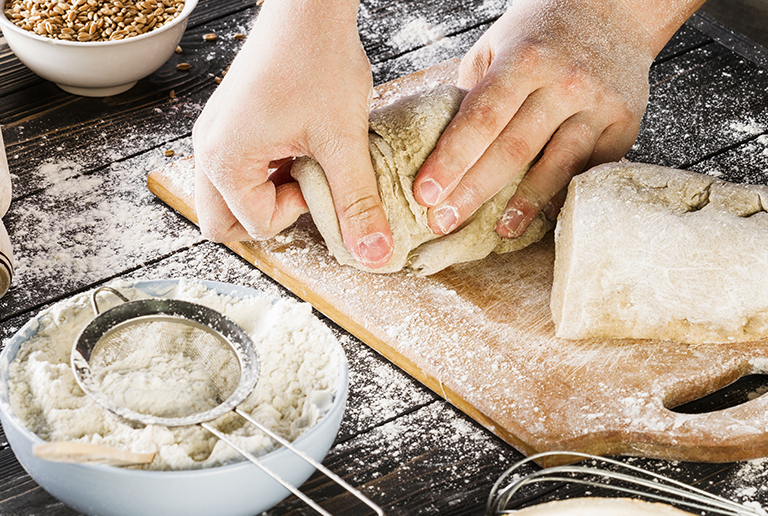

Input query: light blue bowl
[0,280,348,516]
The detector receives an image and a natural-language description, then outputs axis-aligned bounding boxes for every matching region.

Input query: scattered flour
[10,149,201,296]
[8,279,342,471]
[391,18,445,50]
[730,120,767,136]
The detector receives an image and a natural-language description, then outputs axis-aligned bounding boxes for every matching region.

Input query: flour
[730,120,767,136]
[8,279,342,471]
[97,350,222,419]
[391,18,445,50]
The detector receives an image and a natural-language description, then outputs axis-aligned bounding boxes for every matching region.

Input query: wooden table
[1,1,768,515]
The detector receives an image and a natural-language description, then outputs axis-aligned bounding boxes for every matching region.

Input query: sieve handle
[90,286,130,315]
[201,413,384,516]
[33,441,156,467]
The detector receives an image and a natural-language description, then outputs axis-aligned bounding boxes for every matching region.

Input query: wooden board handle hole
[670,373,768,414]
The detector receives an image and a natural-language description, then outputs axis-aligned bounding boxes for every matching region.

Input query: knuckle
[463,94,506,141]
[459,44,492,88]
[339,190,382,227]
[498,132,534,166]
[512,37,546,70]
[555,146,587,178]
[453,173,492,209]
[515,179,548,211]
[558,65,590,95]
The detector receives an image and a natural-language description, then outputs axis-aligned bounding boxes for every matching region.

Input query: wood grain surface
[149,59,768,467]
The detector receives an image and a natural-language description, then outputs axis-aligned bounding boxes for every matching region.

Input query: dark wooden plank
[0,140,203,319]
[0,449,78,516]
[655,22,713,62]
[0,11,250,199]
[629,46,768,168]
[359,0,506,67]
[649,42,730,86]
[0,0,255,99]
[265,402,529,516]
[689,11,768,69]
[0,38,44,98]
[688,131,768,184]
[188,0,254,28]
[2,1,768,515]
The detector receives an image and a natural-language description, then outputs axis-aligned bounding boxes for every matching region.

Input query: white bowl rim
[0,0,199,47]
[0,278,349,479]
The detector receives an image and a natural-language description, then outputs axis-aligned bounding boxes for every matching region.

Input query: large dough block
[552,162,768,344]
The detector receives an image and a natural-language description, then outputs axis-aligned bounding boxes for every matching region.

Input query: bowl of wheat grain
[0,0,197,96]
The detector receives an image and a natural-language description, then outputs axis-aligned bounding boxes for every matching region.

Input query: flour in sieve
[8,279,342,471]
[96,350,222,419]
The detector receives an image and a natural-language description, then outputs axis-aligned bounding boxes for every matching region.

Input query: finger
[315,134,394,269]
[587,118,641,168]
[226,174,308,239]
[200,154,308,241]
[543,187,568,221]
[426,88,575,235]
[496,115,601,238]
[194,164,252,242]
[414,53,541,209]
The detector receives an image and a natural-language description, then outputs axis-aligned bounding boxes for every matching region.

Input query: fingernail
[543,201,559,221]
[419,178,443,206]
[497,207,525,237]
[433,205,459,234]
[357,232,392,266]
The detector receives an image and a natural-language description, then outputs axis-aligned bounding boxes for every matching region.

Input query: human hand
[192,0,394,268]
[412,0,674,238]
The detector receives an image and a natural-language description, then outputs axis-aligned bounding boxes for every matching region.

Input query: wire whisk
[487,451,766,516]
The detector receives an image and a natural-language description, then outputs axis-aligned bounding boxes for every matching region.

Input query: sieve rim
[72,295,260,428]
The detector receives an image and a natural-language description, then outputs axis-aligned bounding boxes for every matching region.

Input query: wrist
[614,0,705,56]
[260,0,360,26]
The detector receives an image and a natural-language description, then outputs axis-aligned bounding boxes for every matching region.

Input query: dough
[552,162,768,344]
[513,497,696,515]
[291,85,551,275]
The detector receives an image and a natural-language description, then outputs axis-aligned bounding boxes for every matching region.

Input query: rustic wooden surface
[1,1,768,515]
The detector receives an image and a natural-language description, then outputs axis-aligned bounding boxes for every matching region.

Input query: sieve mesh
[89,316,242,407]
[72,290,260,428]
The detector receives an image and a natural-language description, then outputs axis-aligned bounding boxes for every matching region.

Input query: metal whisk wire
[487,451,764,516]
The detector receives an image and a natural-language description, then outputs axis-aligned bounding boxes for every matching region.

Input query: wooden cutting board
[148,59,768,466]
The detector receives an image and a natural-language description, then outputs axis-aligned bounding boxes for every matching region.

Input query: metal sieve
[71,286,383,516]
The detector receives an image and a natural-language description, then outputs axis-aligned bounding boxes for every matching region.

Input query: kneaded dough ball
[291,85,552,275]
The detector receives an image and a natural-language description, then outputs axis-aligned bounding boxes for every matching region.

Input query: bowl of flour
[0,279,348,516]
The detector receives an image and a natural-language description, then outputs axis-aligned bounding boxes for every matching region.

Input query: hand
[192,0,394,268]
[412,0,670,238]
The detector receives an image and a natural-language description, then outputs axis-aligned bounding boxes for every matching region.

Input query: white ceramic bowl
[0,279,349,516]
[0,0,198,96]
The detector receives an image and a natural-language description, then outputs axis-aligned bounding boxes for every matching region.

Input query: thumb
[314,131,394,269]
